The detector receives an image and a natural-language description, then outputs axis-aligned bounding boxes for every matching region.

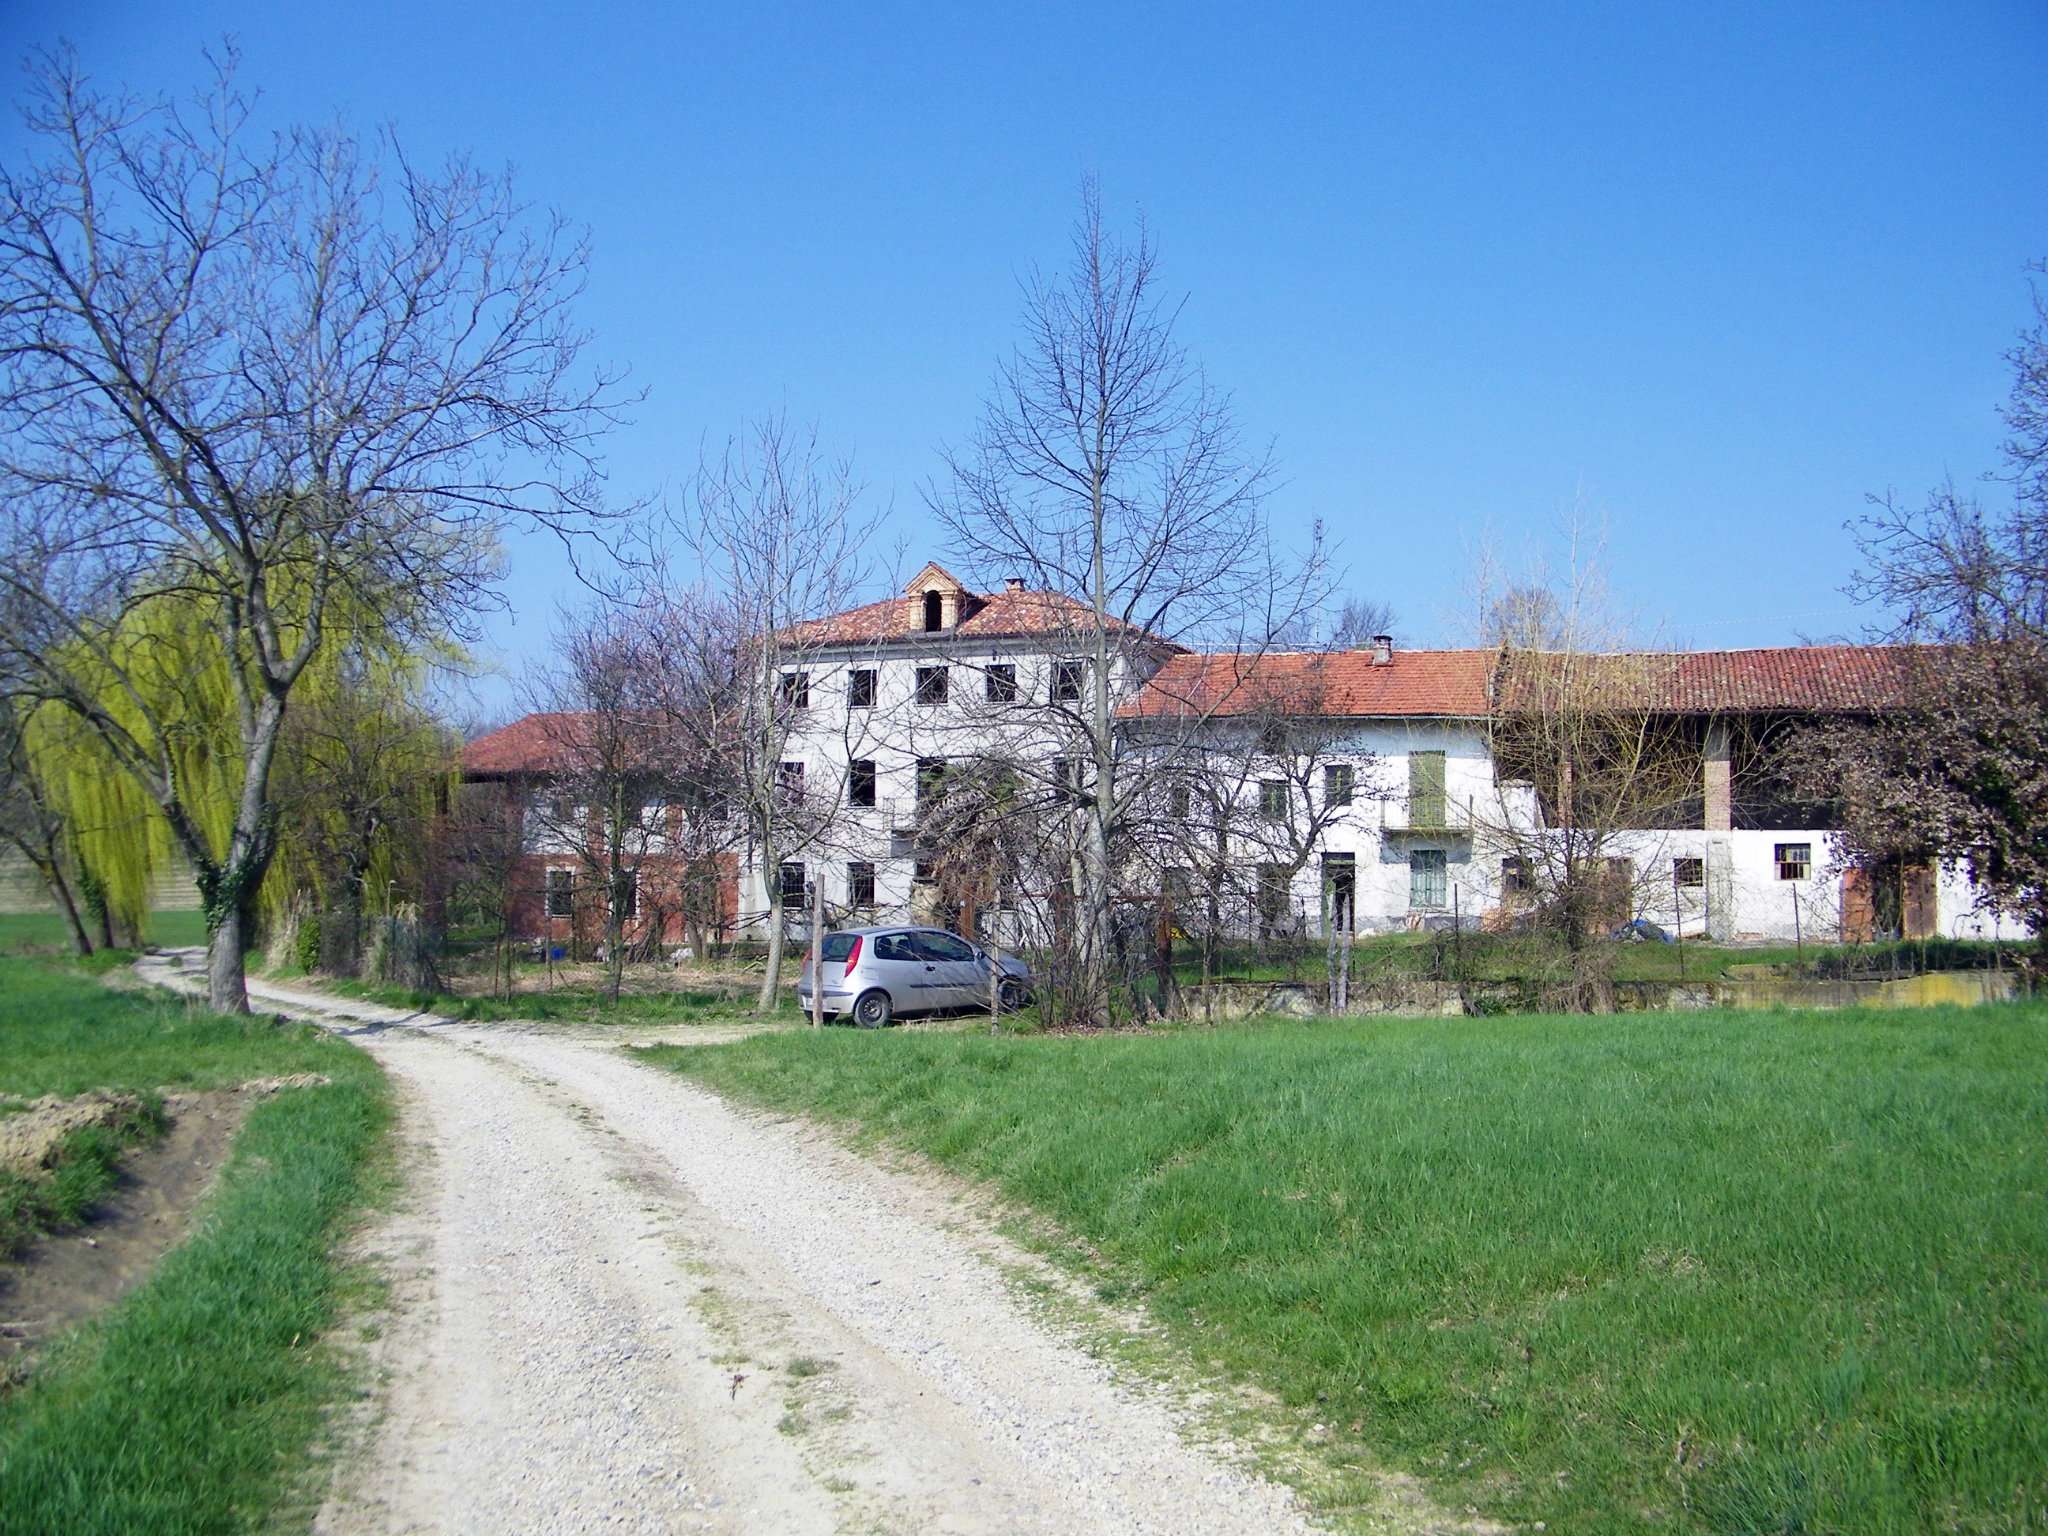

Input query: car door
[912,930,983,1009]
[864,931,927,1010]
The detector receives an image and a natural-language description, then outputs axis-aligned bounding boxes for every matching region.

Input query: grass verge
[0,958,390,1535]
[0,909,209,957]
[651,1003,2048,1534]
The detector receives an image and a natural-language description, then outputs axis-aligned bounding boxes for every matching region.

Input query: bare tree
[0,49,628,1010]
[1474,526,1700,1008]
[683,417,879,1011]
[1781,261,2048,944]
[929,179,1317,1023]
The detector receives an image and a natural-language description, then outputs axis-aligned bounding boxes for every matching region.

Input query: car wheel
[998,978,1028,1012]
[852,989,892,1029]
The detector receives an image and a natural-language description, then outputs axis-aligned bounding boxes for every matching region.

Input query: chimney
[1369,634,1393,666]
[1004,576,1026,593]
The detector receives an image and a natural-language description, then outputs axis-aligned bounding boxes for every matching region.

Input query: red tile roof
[785,586,1169,649]
[461,713,594,778]
[1120,649,1495,721]
[1495,644,1922,715]
[1123,643,1926,721]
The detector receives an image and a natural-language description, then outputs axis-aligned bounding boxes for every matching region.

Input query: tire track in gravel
[136,954,1493,1536]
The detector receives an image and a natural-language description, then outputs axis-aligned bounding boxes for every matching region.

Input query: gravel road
[134,954,1349,1536]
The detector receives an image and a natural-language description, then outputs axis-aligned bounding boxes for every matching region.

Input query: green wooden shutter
[1409,751,1446,827]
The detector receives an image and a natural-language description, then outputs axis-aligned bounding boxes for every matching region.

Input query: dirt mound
[240,1072,332,1096]
[0,1092,147,1175]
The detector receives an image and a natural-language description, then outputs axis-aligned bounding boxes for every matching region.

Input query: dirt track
[135,954,1338,1536]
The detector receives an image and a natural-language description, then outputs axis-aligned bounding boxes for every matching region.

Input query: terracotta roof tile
[461,713,593,777]
[785,587,1168,648]
[1124,643,1928,721]
[1120,649,1494,720]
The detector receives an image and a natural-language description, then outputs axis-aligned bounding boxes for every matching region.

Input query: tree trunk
[29,847,93,957]
[207,897,254,1014]
[755,849,786,1012]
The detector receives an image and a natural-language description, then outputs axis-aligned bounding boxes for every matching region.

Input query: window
[545,867,575,918]
[1051,756,1080,803]
[923,590,943,632]
[1409,848,1448,911]
[778,670,810,709]
[1502,855,1533,897]
[911,861,936,885]
[1408,751,1447,828]
[986,663,1018,703]
[1053,659,1085,703]
[1256,864,1291,935]
[847,861,875,908]
[915,665,949,706]
[916,932,977,962]
[1322,852,1357,931]
[1674,856,1705,888]
[779,861,807,903]
[874,931,918,960]
[916,757,947,809]
[848,668,877,709]
[1259,780,1288,821]
[1168,783,1192,820]
[1775,842,1811,882]
[847,759,877,808]
[1324,764,1355,808]
[777,760,805,798]
[612,869,638,918]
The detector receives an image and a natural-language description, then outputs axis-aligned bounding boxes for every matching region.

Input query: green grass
[652,1004,2048,1533]
[322,974,777,1025]
[0,909,208,957]
[0,958,390,1535]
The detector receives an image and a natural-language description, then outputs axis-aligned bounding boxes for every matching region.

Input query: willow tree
[0,49,626,1010]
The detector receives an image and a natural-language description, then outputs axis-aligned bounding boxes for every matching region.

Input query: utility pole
[808,878,823,1028]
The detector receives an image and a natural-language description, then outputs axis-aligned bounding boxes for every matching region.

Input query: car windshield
[915,933,976,962]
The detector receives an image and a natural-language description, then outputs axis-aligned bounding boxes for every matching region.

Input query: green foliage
[18,587,455,936]
[0,959,389,1534]
[658,1005,2048,1533]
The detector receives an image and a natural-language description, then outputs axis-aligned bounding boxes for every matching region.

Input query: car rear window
[822,934,857,962]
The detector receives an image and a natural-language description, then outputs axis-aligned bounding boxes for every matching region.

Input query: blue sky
[8,2,2046,710]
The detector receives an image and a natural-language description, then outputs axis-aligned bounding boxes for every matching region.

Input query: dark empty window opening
[847,861,876,908]
[912,860,936,885]
[1674,856,1705,888]
[1502,855,1533,896]
[1054,756,1082,804]
[778,670,810,709]
[1053,659,1085,703]
[1323,852,1357,931]
[848,668,877,709]
[915,666,948,706]
[923,590,943,631]
[986,664,1018,703]
[613,870,638,918]
[1775,843,1811,882]
[1324,764,1355,808]
[848,759,877,808]
[545,867,575,918]
[1169,783,1192,820]
[1259,780,1288,820]
[779,861,807,903]
[916,757,947,808]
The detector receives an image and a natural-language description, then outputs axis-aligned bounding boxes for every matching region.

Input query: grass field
[654,1004,2048,1534]
[0,958,390,1534]
[323,974,780,1025]
[0,909,209,956]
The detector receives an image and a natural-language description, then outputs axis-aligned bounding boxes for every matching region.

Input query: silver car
[797,925,1033,1027]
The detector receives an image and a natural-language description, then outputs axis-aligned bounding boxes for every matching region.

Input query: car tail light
[842,936,862,972]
